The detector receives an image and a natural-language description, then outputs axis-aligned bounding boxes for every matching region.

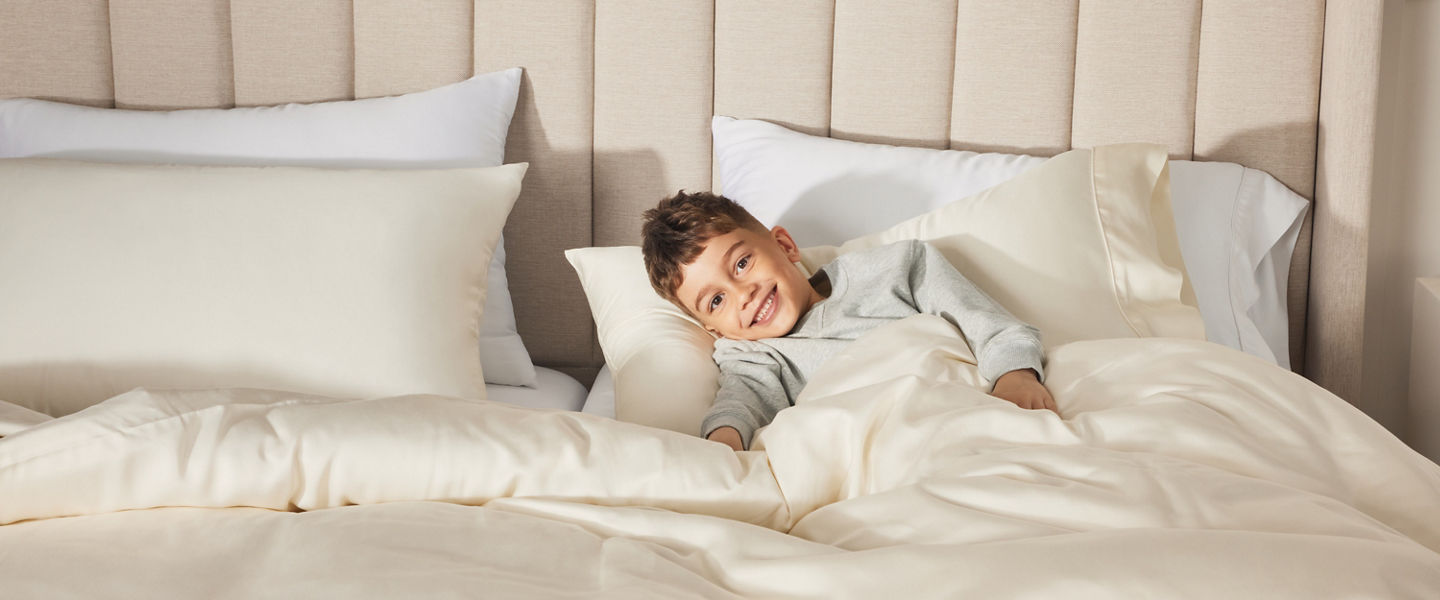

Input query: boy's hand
[707,426,744,451]
[991,369,1057,413]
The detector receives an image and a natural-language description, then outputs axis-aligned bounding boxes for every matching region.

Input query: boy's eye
[709,293,723,312]
[736,256,749,273]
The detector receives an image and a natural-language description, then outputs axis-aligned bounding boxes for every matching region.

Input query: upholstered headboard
[0,1,1383,402]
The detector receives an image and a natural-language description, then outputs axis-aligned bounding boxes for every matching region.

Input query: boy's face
[674,225,821,341]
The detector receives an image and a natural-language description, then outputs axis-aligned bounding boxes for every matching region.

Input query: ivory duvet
[3,316,1438,598]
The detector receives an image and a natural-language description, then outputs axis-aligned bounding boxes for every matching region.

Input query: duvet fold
[0,385,790,529]
[3,315,1439,597]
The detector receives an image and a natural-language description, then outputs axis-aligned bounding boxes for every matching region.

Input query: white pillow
[1167,162,1307,368]
[569,143,1202,435]
[713,116,1308,368]
[0,159,527,417]
[0,68,537,386]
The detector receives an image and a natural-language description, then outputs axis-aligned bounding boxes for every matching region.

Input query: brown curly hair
[641,190,768,310]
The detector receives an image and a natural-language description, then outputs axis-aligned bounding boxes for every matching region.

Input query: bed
[3,1,1438,598]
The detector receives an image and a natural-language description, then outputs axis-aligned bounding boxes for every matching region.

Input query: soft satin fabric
[3,316,1437,598]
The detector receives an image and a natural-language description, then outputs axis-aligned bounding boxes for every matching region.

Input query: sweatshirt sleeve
[906,241,1047,386]
[702,342,796,450]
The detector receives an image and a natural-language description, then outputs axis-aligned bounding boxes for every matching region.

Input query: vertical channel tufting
[592,0,714,247]
[475,0,598,372]
[1071,0,1201,158]
[108,0,235,109]
[950,0,1077,156]
[713,0,835,191]
[1307,0,1384,391]
[0,0,114,106]
[1193,0,1323,199]
[354,0,474,98]
[231,0,353,106]
[713,1,834,137]
[830,0,956,148]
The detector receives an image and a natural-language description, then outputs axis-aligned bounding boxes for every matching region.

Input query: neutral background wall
[1370,0,1439,462]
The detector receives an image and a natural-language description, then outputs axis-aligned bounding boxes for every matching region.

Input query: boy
[642,191,1054,451]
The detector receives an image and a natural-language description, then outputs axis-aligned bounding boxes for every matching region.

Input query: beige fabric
[5,321,1440,596]
[1412,279,1440,460]
[354,0,474,98]
[713,1,833,138]
[802,143,1203,347]
[565,246,717,435]
[0,1,113,107]
[475,0,599,371]
[0,160,526,416]
[1071,0,1202,158]
[831,0,957,148]
[231,0,353,106]
[1310,0,1386,405]
[0,401,50,437]
[109,0,235,109]
[1193,0,1324,198]
[951,0,1078,155]
[593,0,714,246]
[1289,213,1315,372]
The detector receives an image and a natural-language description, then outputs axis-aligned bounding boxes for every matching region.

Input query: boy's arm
[702,344,793,451]
[907,241,1047,387]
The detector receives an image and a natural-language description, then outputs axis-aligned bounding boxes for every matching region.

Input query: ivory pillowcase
[0,68,537,387]
[566,246,717,435]
[568,143,1203,435]
[0,159,527,416]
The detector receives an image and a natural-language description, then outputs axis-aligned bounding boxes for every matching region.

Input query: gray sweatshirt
[702,239,1045,449]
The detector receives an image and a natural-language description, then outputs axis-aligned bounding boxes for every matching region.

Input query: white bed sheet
[487,366,587,412]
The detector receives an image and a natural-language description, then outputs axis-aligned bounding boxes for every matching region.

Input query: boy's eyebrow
[720,240,745,271]
[693,239,747,314]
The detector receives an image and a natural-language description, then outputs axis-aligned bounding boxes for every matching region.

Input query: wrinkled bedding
[2,315,1438,598]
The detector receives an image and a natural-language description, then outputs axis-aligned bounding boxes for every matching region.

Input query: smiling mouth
[751,288,777,326]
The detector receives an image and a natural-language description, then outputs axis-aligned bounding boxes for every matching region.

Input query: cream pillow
[799,143,1202,347]
[564,246,718,435]
[0,159,527,416]
[0,68,537,388]
[568,144,1203,435]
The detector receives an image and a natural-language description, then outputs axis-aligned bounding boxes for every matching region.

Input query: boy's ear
[770,226,803,262]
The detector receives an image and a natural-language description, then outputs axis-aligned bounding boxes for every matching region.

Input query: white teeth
[752,290,775,326]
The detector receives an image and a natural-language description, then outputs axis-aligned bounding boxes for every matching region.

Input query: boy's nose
[739,282,759,306]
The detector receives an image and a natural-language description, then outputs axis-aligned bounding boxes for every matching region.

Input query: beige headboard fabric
[0,1,1382,403]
